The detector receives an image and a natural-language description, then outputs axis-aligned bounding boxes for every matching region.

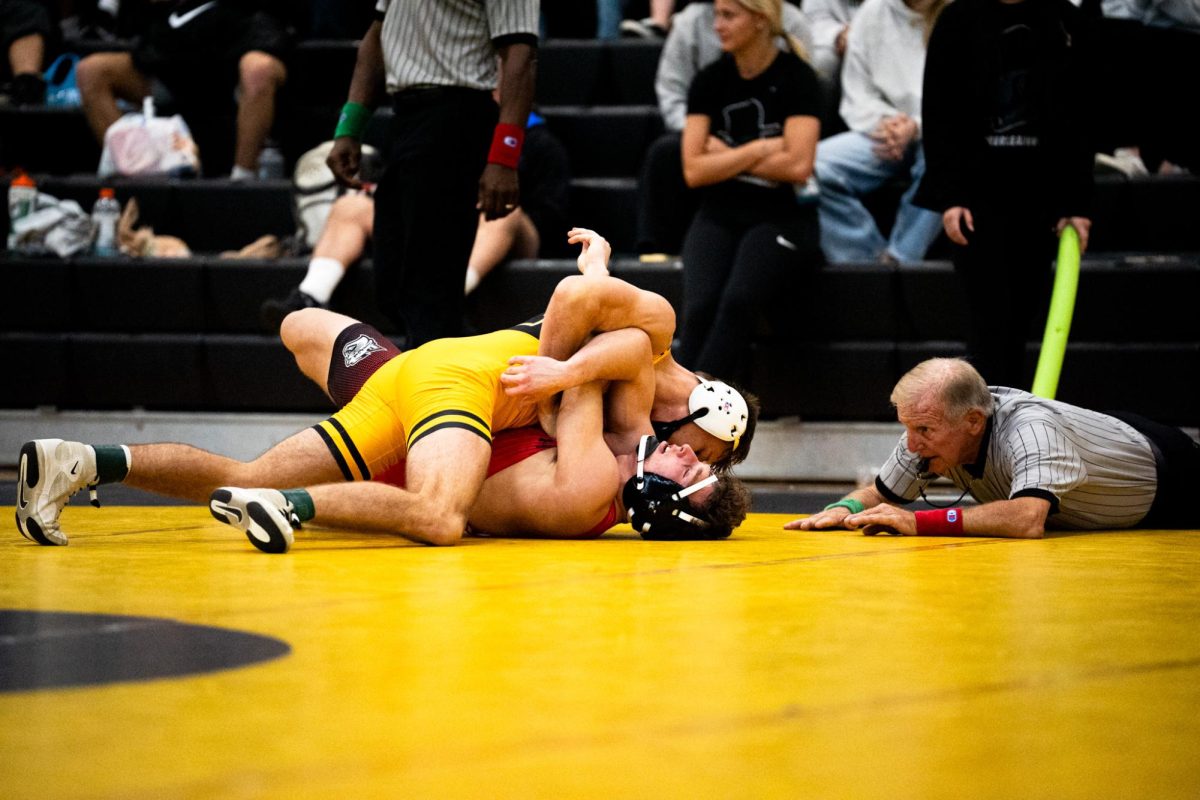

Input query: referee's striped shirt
[877,387,1159,530]
[376,0,540,94]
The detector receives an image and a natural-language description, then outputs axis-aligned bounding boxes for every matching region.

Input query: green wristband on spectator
[824,498,865,515]
[334,102,371,140]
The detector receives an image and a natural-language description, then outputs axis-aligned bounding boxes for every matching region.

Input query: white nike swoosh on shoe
[168,1,217,29]
[17,456,28,510]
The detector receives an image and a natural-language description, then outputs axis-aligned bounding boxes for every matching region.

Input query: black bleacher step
[540,105,663,178]
[0,333,69,408]
[568,177,638,253]
[21,176,296,253]
[0,107,100,175]
[537,39,662,107]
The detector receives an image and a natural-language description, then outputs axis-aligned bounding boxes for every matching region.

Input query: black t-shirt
[686,50,820,207]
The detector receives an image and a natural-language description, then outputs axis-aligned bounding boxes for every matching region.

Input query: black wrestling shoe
[259,287,326,333]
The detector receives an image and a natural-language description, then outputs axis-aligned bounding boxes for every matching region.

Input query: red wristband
[914,508,965,536]
[488,123,524,169]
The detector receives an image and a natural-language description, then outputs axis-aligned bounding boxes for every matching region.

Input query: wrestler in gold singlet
[313,321,543,481]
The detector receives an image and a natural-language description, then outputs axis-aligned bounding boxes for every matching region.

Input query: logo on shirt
[343,334,385,367]
[168,1,217,29]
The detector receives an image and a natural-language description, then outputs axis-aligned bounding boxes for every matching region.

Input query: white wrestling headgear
[652,378,749,449]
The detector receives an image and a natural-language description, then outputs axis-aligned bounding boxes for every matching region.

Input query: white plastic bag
[98,98,201,178]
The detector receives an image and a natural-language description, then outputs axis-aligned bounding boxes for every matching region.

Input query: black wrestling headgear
[622,435,724,541]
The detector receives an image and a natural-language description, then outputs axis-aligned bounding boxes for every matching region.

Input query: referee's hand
[327,138,363,190]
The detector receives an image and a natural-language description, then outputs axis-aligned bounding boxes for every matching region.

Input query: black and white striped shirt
[376,0,539,93]
[877,387,1159,530]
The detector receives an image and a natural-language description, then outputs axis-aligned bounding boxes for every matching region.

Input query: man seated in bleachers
[813,0,945,266]
[0,0,52,106]
[75,0,289,179]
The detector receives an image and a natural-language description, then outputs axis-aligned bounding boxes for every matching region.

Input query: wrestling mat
[3,505,1199,798]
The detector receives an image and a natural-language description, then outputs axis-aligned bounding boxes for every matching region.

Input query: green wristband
[334,102,371,140]
[824,498,865,515]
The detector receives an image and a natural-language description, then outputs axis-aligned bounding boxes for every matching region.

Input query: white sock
[298,257,347,304]
[464,267,482,295]
[230,165,255,181]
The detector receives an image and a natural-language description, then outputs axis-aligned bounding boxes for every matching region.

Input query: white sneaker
[15,439,99,546]
[209,487,299,554]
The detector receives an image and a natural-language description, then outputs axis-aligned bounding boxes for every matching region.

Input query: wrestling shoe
[259,287,326,333]
[15,439,100,546]
[209,487,300,554]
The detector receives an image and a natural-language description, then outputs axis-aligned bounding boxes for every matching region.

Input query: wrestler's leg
[305,428,490,546]
[125,428,343,503]
[279,308,372,398]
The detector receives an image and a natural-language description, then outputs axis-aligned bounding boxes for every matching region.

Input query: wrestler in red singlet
[373,426,620,537]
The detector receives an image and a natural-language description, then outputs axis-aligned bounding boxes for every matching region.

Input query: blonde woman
[678,0,821,380]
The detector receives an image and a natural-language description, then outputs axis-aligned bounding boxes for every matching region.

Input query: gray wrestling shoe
[209,487,299,554]
[16,439,100,546]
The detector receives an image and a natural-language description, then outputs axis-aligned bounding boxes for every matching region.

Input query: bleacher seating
[2,38,1198,428]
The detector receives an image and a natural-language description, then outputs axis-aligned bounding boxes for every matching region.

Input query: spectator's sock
[92,445,131,484]
[230,165,255,181]
[281,489,315,523]
[464,267,483,295]
[298,257,345,304]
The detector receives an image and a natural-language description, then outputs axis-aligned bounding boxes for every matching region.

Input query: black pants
[951,209,1057,388]
[679,199,821,380]
[635,132,696,255]
[374,87,495,346]
[1109,412,1200,530]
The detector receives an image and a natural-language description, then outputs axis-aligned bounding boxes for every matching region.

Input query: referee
[786,357,1200,538]
[326,0,539,347]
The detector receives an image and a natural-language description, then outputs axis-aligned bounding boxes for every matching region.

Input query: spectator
[1,0,52,106]
[1091,3,1199,175]
[74,0,289,179]
[1101,0,1200,31]
[915,0,1094,388]
[621,0,677,38]
[805,0,863,83]
[803,0,863,136]
[637,0,813,256]
[677,0,822,380]
[813,0,946,266]
[326,0,537,348]
[260,114,571,332]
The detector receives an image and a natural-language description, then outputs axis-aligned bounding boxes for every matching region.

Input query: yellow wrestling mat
[2,506,1199,799]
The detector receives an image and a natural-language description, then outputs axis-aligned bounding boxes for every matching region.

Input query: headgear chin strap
[652,379,748,450]
[623,435,724,541]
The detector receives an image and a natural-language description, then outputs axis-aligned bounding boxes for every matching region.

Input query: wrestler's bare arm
[540,229,675,360]
[469,380,621,537]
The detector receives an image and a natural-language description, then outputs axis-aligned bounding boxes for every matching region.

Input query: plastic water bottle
[92,187,120,256]
[258,144,285,180]
[7,171,37,252]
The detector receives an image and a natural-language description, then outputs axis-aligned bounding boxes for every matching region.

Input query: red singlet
[374,426,620,536]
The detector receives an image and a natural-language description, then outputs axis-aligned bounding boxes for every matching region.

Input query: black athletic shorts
[1,0,53,52]
[131,1,289,106]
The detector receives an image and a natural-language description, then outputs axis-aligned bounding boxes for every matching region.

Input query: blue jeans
[815,130,943,264]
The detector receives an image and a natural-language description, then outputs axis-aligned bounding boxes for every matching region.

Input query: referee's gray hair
[890,358,993,420]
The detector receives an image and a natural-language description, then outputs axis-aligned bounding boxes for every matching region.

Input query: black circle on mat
[0,610,291,692]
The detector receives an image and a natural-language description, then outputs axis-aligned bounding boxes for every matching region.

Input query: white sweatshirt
[838,0,931,134]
